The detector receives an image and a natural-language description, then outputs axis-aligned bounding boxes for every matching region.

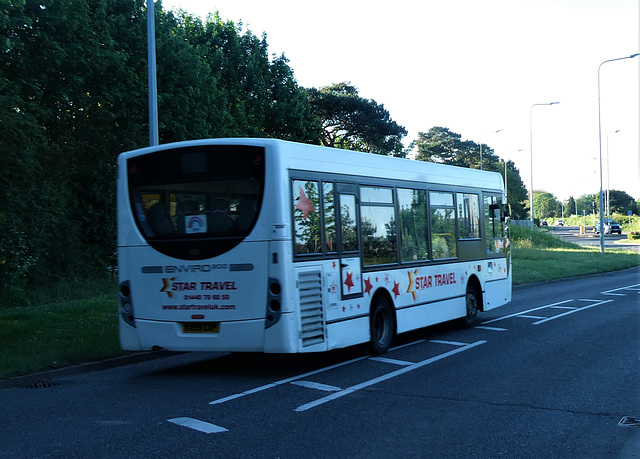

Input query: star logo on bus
[160,277,177,298]
[392,281,401,299]
[364,277,373,296]
[406,270,418,301]
[296,186,315,221]
[344,271,354,292]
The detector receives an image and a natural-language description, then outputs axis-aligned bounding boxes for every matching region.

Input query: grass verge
[512,247,640,284]
[510,224,640,284]
[0,294,123,380]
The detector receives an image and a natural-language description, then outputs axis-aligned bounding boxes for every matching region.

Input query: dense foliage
[537,189,638,222]
[413,127,529,219]
[0,1,414,306]
[0,0,321,305]
[308,82,407,157]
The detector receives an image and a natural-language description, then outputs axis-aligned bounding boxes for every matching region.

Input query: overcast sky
[162,0,640,203]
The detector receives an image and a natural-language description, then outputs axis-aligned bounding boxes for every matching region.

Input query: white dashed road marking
[290,380,342,392]
[168,417,228,434]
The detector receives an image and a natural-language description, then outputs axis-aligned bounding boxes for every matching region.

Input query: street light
[597,53,639,253]
[529,102,559,224]
[147,0,159,146]
[606,129,621,219]
[504,149,524,199]
[479,129,503,170]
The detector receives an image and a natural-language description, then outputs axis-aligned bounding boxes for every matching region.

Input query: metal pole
[147,0,159,146]
[479,129,501,171]
[607,129,620,220]
[597,54,639,253]
[504,160,507,198]
[529,108,534,224]
[529,103,559,224]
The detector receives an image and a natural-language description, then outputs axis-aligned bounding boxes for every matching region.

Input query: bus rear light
[191,314,205,320]
[266,278,282,329]
[120,284,131,297]
[270,282,281,295]
[252,153,263,165]
[119,280,136,328]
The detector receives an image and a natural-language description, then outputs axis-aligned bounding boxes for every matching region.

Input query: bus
[117,138,511,354]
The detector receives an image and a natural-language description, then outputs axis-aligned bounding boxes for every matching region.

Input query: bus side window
[485,196,505,254]
[360,186,396,266]
[457,193,480,239]
[429,192,456,259]
[397,188,428,262]
[293,180,321,255]
[340,194,358,252]
[323,183,337,253]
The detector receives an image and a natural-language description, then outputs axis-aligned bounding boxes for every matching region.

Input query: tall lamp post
[597,53,639,253]
[504,149,524,199]
[529,102,559,224]
[480,129,503,170]
[606,129,621,219]
[147,0,159,146]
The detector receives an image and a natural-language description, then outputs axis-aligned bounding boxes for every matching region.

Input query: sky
[162,0,640,203]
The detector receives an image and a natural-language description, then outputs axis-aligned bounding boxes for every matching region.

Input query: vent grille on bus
[298,270,325,347]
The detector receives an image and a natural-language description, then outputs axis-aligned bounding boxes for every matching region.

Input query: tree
[413,127,528,219]
[0,0,322,306]
[566,196,577,217]
[500,160,528,220]
[413,126,500,169]
[576,194,598,216]
[180,11,320,143]
[308,82,407,156]
[607,190,635,215]
[533,191,560,219]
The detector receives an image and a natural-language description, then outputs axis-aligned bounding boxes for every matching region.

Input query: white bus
[118,138,511,354]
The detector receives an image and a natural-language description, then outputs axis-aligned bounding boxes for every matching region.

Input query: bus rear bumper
[120,317,267,352]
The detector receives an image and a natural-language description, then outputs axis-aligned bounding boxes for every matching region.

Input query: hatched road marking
[294,340,486,412]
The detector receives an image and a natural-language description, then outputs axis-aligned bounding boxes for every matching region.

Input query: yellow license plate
[181,322,220,333]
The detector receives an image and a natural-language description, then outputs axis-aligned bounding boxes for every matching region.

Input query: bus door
[337,184,362,298]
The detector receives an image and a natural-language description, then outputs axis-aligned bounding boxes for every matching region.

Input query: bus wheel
[370,296,395,355]
[459,285,479,329]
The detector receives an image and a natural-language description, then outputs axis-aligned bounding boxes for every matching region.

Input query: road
[1,268,639,458]
[548,225,640,253]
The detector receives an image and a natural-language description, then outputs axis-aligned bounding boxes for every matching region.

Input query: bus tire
[369,295,395,355]
[459,285,479,329]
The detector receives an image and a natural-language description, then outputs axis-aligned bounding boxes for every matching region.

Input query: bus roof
[120,138,504,192]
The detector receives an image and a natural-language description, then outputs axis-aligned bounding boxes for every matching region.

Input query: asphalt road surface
[1,268,639,458]
[548,225,640,253]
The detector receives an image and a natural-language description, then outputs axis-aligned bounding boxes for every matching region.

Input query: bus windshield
[126,144,265,260]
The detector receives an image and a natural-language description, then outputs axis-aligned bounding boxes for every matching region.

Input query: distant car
[593,218,622,235]
[555,220,564,226]
[540,221,548,226]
